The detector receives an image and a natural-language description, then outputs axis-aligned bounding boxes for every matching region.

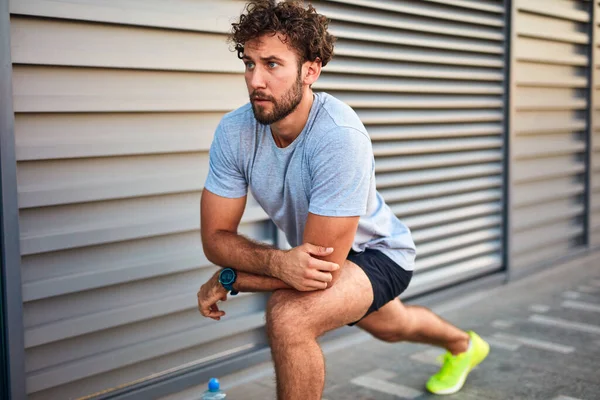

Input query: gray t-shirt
[204,92,416,270]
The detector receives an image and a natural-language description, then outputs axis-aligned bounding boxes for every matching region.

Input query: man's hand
[271,243,340,291]
[197,272,228,320]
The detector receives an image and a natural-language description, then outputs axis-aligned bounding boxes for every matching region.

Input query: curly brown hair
[229,0,335,67]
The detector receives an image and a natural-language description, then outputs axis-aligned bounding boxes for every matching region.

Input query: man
[197,1,489,398]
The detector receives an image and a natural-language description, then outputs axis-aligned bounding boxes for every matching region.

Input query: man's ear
[303,58,322,86]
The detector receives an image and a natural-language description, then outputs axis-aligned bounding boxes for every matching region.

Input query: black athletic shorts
[347,248,413,326]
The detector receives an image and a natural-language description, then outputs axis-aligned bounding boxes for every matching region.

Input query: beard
[250,71,304,125]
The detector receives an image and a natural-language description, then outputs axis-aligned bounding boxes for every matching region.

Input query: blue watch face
[220,269,236,285]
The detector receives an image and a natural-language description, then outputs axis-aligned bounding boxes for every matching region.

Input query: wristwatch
[218,268,239,295]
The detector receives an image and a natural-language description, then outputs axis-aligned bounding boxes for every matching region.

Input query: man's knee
[266,291,312,341]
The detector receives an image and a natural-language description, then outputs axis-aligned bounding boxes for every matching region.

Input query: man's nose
[248,67,267,90]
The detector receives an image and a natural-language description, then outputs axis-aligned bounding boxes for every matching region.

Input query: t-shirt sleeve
[204,120,248,198]
[307,127,373,217]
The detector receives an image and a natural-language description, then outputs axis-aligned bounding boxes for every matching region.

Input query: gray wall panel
[591,1,600,246]
[8,1,271,398]
[309,0,505,300]
[509,0,591,269]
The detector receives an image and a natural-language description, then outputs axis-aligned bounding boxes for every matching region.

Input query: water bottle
[201,378,226,399]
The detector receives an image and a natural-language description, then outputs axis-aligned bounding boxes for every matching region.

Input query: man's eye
[268,62,278,68]
[245,62,255,70]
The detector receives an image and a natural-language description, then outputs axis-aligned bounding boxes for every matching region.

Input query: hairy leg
[266,261,373,400]
[357,298,469,355]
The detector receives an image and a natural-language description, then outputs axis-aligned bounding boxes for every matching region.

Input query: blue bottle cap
[208,378,220,392]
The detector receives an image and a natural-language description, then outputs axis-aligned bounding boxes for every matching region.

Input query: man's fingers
[209,304,226,319]
[306,269,332,283]
[304,243,334,256]
[309,258,339,272]
[302,279,328,290]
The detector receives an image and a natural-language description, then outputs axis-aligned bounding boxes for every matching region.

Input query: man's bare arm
[233,270,292,292]
[303,213,360,287]
[201,189,338,290]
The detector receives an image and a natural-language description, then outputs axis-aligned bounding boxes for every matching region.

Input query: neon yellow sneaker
[425,331,489,395]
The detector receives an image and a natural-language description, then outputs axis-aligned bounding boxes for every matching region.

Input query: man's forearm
[232,271,293,293]
[204,230,283,277]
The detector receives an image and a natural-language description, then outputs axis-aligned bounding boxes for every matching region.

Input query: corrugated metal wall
[10,1,277,399]
[312,0,506,296]
[8,0,506,398]
[592,0,600,247]
[509,0,591,271]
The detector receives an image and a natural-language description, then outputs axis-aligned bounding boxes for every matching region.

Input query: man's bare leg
[266,261,374,400]
[357,298,469,355]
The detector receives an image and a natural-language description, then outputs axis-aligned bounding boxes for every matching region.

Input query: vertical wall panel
[591,1,600,247]
[313,0,506,297]
[8,1,275,399]
[509,0,591,270]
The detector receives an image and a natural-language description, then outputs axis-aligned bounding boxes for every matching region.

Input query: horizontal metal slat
[374,150,502,173]
[25,286,266,354]
[592,173,600,190]
[403,254,502,298]
[10,0,244,34]
[416,241,501,272]
[315,1,503,40]
[372,137,502,156]
[517,0,590,23]
[368,123,502,140]
[412,215,502,243]
[18,153,210,208]
[513,111,585,135]
[513,177,585,207]
[516,12,589,44]
[329,22,504,54]
[516,100,587,112]
[403,202,502,229]
[11,16,240,72]
[416,229,501,258]
[511,222,583,255]
[334,40,503,67]
[513,157,585,183]
[26,288,205,349]
[22,268,222,329]
[326,58,503,81]
[514,136,586,159]
[12,66,247,113]
[332,92,502,109]
[390,189,502,217]
[511,240,573,270]
[26,312,265,393]
[423,0,504,14]
[380,176,502,203]
[15,112,220,161]
[326,0,504,27]
[22,249,206,302]
[19,194,268,255]
[357,109,503,125]
[515,63,588,88]
[591,189,600,210]
[513,201,585,232]
[377,164,502,188]
[315,74,503,94]
[515,37,588,66]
